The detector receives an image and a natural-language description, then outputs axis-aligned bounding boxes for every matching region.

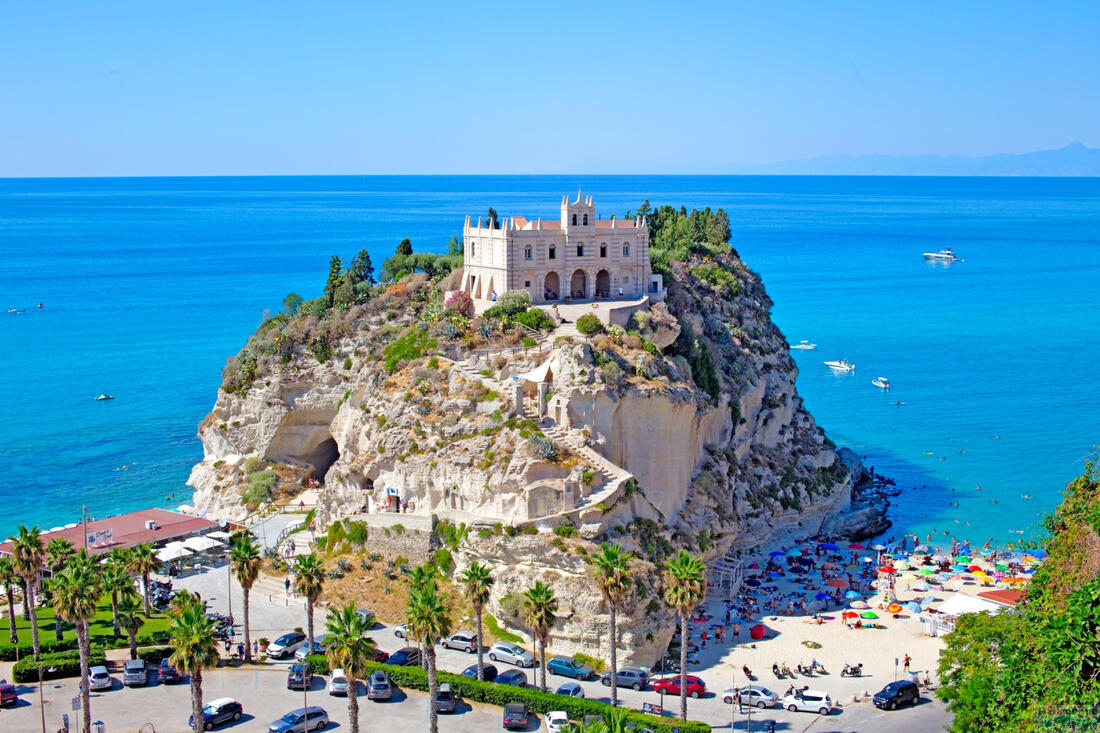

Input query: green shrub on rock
[576,313,603,336]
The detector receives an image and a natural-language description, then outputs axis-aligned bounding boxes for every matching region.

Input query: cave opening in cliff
[303,435,340,483]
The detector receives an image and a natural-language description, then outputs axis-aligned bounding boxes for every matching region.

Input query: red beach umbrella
[967,565,983,572]
[826,578,848,588]
[823,563,838,569]
[750,624,766,640]
[842,611,859,618]
[848,543,867,549]
[878,566,897,574]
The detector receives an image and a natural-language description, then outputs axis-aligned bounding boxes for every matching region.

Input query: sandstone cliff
[189,247,886,666]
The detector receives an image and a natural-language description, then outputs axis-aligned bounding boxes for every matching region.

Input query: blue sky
[2,1,1098,175]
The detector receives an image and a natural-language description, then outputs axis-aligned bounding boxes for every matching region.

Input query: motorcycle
[811,660,827,675]
[796,662,814,676]
[779,662,795,677]
[772,663,785,678]
[742,665,754,681]
[841,662,863,678]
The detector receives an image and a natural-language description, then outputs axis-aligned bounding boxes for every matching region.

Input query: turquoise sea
[1,176,1098,545]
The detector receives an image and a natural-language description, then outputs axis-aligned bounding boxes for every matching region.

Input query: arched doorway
[544,272,560,301]
[570,269,587,299]
[595,269,610,298]
[486,277,496,301]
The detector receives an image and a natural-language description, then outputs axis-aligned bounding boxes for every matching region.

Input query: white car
[781,689,834,715]
[488,642,536,668]
[393,623,408,639]
[546,710,571,733]
[267,631,307,659]
[329,668,349,696]
[88,665,111,691]
[723,685,780,708]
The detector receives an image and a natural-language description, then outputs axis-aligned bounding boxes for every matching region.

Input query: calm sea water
[1,176,1097,545]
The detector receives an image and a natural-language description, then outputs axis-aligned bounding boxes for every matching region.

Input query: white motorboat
[922,248,959,262]
[824,360,855,372]
[95,394,115,401]
[791,340,817,350]
[8,308,26,315]
[872,377,891,389]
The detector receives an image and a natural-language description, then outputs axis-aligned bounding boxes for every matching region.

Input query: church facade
[460,192,661,310]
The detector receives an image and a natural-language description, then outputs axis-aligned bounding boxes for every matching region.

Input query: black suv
[190,697,243,730]
[873,680,920,710]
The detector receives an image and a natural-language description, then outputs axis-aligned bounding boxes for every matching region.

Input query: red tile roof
[0,508,220,558]
[976,589,1024,607]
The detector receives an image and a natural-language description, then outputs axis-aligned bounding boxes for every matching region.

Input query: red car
[653,675,707,698]
[372,649,389,663]
[0,681,17,707]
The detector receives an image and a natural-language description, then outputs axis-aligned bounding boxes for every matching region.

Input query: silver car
[295,634,329,662]
[122,659,147,686]
[268,706,329,733]
[488,642,535,668]
[441,631,478,653]
[723,685,780,708]
[328,668,349,696]
[88,665,111,691]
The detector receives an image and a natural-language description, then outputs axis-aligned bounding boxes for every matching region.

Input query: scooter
[841,662,864,677]
[779,662,795,677]
[796,662,814,676]
[811,660,827,675]
[772,662,785,678]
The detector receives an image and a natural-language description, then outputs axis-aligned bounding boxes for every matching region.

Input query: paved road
[0,667,507,733]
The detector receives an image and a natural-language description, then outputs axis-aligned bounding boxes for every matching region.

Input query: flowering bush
[444,290,473,316]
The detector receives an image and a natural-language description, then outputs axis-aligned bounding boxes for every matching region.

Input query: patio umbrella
[848,543,867,550]
[156,546,192,562]
[750,624,766,640]
[827,578,848,588]
[818,543,840,551]
[860,611,879,619]
[845,590,861,599]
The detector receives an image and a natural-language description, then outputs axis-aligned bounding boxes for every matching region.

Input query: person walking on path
[903,653,912,672]
[284,577,291,594]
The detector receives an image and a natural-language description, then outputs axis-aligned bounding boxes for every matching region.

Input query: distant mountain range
[735,142,1100,176]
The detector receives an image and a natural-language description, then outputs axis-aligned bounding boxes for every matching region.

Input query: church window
[577,244,584,256]
[572,214,577,225]
[524,246,532,260]
[549,245,556,260]
[623,243,630,257]
[600,243,607,258]
[583,213,588,225]
[471,241,476,257]
[524,280,531,288]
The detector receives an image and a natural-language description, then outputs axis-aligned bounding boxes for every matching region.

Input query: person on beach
[903,653,912,672]
[733,622,741,639]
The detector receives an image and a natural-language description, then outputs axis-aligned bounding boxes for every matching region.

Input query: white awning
[936,593,1004,617]
[516,359,553,385]
[206,530,232,541]
[156,546,192,562]
[183,535,225,552]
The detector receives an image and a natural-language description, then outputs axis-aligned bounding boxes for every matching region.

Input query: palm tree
[45,537,75,641]
[458,561,494,681]
[292,553,326,655]
[101,551,134,639]
[662,550,707,721]
[325,603,378,733]
[117,593,145,660]
[126,543,160,615]
[168,602,220,733]
[590,543,632,707]
[405,563,437,662]
[229,531,262,662]
[0,557,19,644]
[11,525,45,659]
[522,581,558,692]
[50,550,102,733]
[406,571,452,733]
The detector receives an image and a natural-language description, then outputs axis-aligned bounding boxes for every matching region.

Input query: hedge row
[134,646,173,665]
[305,656,709,733]
[13,648,108,683]
[0,629,170,661]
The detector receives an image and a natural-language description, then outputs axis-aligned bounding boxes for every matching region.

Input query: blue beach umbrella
[952,564,968,572]
[788,566,805,574]
[815,592,830,600]
[768,551,785,557]
[906,601,922,613]
[844,590,861,599]
[766,572,781,579]
[787,549,803,557]
[818,543,840,551]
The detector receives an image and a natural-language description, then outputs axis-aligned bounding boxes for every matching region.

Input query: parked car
[502,702,529,730]
[781,688,834,715]
[371,648,390,663]
[327,668,349,696]
[287,664,312,690]
[355,609,375,627]
[122,659,147,686]
[392,623,408,639]
[267,632,308,659]
[547,655,594,680]
[546,710,571,733]
[600,666,648,691]
[295,634,329,662]
[489,642,536,668]
[496,669,528,687]
[268,706,329,733]
[441,631,478,653]
[388,646,421,666]
[189,697,243,730]
[435,683,457,713]
[366,670,392,700]
[158,658,182,684]
[653,675,706,698]
[555,681,585,698]
[462,663,498,682]
[0,682,18,707]
[873,680,920,710]
[722,685,779,708]
[88,665,112,691]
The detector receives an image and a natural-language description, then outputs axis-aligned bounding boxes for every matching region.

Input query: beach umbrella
[827,578,848,588]
[955,555,970,563]
[750,624,766,640]
[951,564,968,572]
[842,611,859,618]
[768,551,785,557]
[872,544,886,551]
[850,600,868,609]
[979,548,994,555]
[906,601,922,613]
[894,561,910,570]
[744,579,761,587]
[815,592,830,600]
[915,545,929,553]
[787,549,803,557]
[913,583,932,592]
[860,557,874,563]
[995,564,1009,572]
[931,553,948,562]
[886,603,903,613]
[848,543,867,550]
[860,611,879,619]
[918,568,934,575]
[878,566,897,574]
[1030,549,1047,559]
[921,596,935,607]
[818,543,840,551]
[967,565,983,572]
[789,566,805,574]
[747,563,760,570]
[823,563,838,570]
[767,572,781,579]
[844,590,861,599]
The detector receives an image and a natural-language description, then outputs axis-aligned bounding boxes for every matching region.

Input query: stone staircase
[542,425,634,523]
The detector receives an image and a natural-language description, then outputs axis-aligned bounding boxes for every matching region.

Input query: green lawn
[4,597,171,647]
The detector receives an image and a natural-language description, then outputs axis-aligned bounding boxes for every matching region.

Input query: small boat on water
[95,394,115,401]
[922,248,959,262]
[791,340,817,350]
[824,359,855,372]
[872,377,891,389]
[8,308,26,315]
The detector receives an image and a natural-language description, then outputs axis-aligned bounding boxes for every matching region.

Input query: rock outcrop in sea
[189,244,887,665]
